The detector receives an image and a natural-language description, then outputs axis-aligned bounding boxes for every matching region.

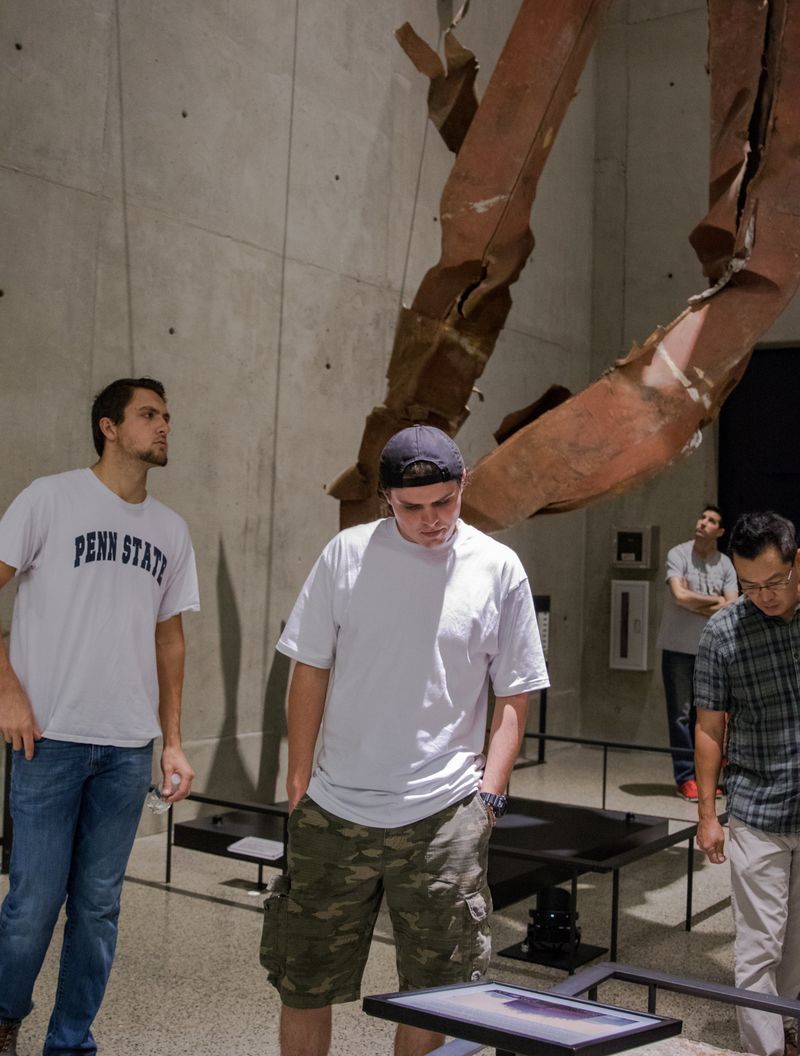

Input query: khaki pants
[729,817,800,1056]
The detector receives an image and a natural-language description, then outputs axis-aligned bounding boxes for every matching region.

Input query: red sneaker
[677,779,699,802]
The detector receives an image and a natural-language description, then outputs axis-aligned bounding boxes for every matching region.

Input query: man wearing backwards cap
[262,425,548,1056]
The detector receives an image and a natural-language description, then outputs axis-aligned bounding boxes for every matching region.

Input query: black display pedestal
[498,938,608,972]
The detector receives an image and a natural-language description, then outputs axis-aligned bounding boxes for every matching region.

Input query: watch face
[480,792,508,817]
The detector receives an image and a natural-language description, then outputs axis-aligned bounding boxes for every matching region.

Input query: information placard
[364,981,681,1056]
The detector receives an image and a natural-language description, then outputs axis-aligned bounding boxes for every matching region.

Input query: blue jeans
[0,738,152,1055]
[661,649,696,784]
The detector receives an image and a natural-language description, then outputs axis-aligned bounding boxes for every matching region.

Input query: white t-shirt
[277,517,549,827]
[656,540,737,655]
[0,468,200,746]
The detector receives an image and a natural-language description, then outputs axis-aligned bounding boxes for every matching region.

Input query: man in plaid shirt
[695,510,800,1056]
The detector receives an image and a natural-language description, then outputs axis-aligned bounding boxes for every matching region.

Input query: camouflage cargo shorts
[260,792,493,1008]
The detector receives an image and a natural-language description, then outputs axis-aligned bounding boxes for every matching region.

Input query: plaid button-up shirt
[694,595,800,833]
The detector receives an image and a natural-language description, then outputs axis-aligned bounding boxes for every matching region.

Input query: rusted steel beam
[461,0,800,532]
[493,385,573,446]
[329,0,611,527]
[395,23,479,154]
[689,1,768,281]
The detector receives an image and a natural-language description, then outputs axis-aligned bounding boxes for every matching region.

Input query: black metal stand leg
[537,688,547,764]
[610,869,620,961]
[166,808,174,884]
[569,875,579,975]
[647,983,657,1014]
[686,836,694,931]
[601,747,608,811]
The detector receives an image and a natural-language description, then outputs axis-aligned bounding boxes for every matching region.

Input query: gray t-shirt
[0,469,200,745]
[656,540,737,655]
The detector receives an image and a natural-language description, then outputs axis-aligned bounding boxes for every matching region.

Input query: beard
[140,446,168,467]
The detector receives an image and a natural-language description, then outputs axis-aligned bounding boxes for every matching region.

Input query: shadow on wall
[257,641,289,804]
[204,537,289,803]
[204,538,254,800]
[201,540,252,794]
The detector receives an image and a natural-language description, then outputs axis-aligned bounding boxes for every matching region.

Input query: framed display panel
[611,527,655,570]
[364,981,681,1056]
[609,580,650,671]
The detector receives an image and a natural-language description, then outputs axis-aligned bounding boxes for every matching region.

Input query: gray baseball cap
[379,425,465,489]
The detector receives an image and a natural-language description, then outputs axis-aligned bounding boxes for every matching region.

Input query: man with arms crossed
[695,511,800,1056]
[261,425,548,1056]
[0,378,199,1056]
[656,504,737,801]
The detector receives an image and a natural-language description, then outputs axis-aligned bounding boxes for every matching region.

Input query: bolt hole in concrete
[181,110,188,118]
[0,290,4,297]
[334,174,340,180]
[15,42,22,49]
[168,327,175,335]
[325,362,331,370]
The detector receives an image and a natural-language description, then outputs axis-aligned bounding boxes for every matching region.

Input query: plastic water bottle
[145,772,181,815]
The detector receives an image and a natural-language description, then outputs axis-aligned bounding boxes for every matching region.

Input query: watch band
[479,791,508,818]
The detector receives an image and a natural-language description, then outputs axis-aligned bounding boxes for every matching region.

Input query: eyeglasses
[739,567,794,597]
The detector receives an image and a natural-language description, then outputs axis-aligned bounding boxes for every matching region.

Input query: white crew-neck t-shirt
[0,468,200,746]
[277,517,548,827]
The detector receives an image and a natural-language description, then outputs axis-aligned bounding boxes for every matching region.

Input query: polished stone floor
[2,744,745,1056]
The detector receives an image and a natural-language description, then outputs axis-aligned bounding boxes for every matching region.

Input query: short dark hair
[91,377,166,456]
[397,460,463,487]
[729,510,797,563]
[702,502,722,519]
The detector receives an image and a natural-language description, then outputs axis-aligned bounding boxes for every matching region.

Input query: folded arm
[669,576,730,616]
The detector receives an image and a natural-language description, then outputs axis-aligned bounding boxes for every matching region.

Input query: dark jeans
[661,649,696,784]
[0,738,152,1055]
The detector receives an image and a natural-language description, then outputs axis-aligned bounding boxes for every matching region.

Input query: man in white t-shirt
[0,378,199,1056]
[261,425,548,1056]
[655,504,737,802]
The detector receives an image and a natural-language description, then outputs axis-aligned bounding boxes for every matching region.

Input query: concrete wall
[0,0,596,804]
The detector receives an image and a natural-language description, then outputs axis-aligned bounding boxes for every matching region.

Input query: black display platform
[161,793,699,974]
[172,807,287,869]
[490,797,672,883]
[488,796,699,972]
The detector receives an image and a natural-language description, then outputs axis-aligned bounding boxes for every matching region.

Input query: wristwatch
[479,792,509,819]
